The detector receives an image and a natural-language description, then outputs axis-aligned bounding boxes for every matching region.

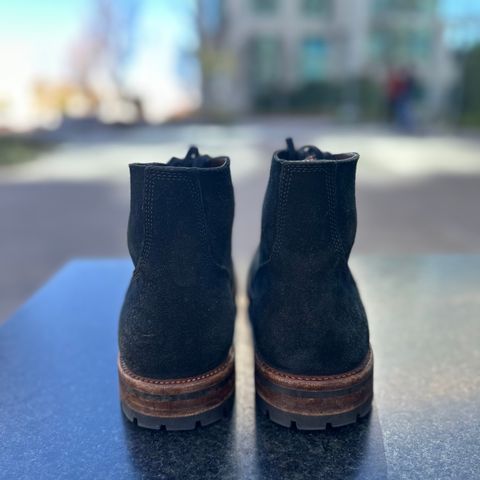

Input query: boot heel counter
[120,169,235,379]
[251,159,368,376]
[251,260,369,376]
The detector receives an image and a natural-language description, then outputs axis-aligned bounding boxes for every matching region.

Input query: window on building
[250,36,281,88]
[302,0,331,16]
[300,38,328,82]
[251,0,279,14]
[372,29,407,63]
[370,27,431,63]
[374,0,436,13]
[409,30,431,58]
[369,28,395,61]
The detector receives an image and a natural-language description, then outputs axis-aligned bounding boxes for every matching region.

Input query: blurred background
[1,0,480,321]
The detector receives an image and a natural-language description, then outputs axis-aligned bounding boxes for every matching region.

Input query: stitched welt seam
[256,351,371,382]
[120,356,232,385]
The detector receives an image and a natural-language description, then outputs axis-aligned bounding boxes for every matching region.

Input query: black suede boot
[248,139,373,430]
[118,147,236,430]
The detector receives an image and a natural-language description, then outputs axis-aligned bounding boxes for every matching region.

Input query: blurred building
[198,0,456,117]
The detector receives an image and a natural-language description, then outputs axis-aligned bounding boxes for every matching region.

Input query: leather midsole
[255,348,373,416]
[118,348,235,418]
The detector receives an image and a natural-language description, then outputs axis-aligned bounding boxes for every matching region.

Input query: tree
[458,44,480,126]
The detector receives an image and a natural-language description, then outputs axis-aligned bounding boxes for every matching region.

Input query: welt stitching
[256,349,371,382]
[121,354,232,385]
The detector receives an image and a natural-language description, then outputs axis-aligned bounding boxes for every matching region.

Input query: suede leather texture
[119,156,236,379]
[248,146,370,376]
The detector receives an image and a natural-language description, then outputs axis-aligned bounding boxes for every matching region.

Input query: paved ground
[1,119,479,320]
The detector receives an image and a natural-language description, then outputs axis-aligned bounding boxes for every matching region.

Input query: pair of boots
[118,139,373,431]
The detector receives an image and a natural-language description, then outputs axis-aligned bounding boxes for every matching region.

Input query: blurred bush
[253,77,387,120]
[457,44,480,126]
[0,136,55,166]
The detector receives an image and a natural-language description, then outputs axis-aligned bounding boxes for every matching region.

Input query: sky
[439,0,480,48]
[0,0,88,79]
[440,0,480,17]
[0,0,199,127]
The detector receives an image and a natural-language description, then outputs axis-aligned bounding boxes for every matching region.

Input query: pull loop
[185,146,199,162]
[285,138,297,160]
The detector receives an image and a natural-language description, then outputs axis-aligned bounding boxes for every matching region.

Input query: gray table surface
[0,256,479,479]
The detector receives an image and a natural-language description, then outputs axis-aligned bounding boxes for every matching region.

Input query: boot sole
[255,348,373,430]
[118,348,235,430]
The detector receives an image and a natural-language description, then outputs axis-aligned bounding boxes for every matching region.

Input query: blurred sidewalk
[1,120,480,321]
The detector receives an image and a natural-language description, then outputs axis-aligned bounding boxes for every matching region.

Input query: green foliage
[0,136,54,166]
[253,78,386,120]
[289,81,341,112]
[341,77,386,120]
[458,45,480,127]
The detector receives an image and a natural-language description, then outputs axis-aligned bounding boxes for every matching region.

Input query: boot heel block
[255,348,373,430]
[118,348,235,430]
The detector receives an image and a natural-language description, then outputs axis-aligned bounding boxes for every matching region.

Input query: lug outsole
[255,348,374,431]
[256,394,372,430]
[121,394,234,431]
[118,349,235,431]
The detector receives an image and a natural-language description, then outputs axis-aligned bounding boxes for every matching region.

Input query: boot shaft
[259,142,358,268]
[119,149,236,380]
[249,140,369,376]
[127,153,234,273]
